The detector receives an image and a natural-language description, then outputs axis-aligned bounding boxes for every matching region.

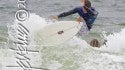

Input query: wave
[6,13,125,70]
[14,13,125,53]
[99,28,125,53]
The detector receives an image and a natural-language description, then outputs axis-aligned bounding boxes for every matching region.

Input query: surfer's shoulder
[75,6,82,9]
[73,6,82,11]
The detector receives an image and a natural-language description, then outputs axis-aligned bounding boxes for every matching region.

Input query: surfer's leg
[78,22,89,36]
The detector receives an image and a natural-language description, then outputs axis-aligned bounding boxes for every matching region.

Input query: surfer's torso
[58,6,98,30]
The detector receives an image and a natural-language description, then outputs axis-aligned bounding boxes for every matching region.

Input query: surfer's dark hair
[85,0,91,8]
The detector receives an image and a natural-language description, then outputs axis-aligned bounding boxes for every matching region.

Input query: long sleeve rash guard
[58,6,98,30]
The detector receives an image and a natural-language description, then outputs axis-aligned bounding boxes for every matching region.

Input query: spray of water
[99,28,125,53]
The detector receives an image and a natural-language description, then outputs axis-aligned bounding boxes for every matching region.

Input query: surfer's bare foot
[76,17,83,23]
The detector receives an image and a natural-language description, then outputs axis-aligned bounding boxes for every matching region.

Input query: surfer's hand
[76,17,83,23]
[50,16,59,20]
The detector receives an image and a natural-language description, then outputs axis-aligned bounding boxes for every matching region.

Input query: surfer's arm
[58,8,78,18]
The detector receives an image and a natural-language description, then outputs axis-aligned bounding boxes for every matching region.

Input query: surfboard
[37,21,83,46]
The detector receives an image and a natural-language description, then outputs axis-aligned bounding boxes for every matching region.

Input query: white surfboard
[37,21,83,46]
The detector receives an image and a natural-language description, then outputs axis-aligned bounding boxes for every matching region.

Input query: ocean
[0,0,125,70]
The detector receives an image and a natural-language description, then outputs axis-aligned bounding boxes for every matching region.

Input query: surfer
[51,0,101,47]
[52,0,98,31]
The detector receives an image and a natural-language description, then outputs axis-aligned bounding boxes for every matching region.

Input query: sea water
[0,0,125,70]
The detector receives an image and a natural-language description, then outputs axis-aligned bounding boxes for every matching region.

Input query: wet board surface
[37,21,83,46]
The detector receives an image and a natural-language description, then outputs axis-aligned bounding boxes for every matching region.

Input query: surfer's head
[80,0,91,8]
[85,0,91,8]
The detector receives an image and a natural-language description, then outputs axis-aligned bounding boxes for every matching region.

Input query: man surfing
[52,0,98,31]
[52,0,100,47]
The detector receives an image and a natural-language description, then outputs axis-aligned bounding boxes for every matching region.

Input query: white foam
[99,28,125,53]
[21,13,48,32]
[47,61,62,70]
[65,36,89,48]
[101,53,125,62]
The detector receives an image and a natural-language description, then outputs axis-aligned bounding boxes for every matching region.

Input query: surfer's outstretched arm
[51,8,78,20]
[57,8,78,18]
[51,7,78,20]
